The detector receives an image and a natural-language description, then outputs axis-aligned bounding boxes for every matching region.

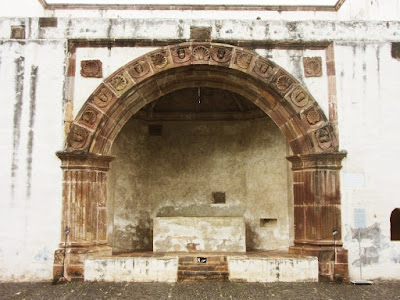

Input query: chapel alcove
[106,87,294,253]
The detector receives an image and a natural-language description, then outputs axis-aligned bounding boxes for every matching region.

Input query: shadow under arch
[55,42,348,282]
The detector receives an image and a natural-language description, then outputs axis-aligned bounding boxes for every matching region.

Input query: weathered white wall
[0,40,65,280]
[0,1,399,280]
[336,42,400,279]
[2,0,400,21]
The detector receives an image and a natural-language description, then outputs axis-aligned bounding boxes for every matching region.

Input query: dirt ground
[1,280,399,300]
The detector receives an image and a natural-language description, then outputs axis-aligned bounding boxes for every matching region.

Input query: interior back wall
[107,116,292,252]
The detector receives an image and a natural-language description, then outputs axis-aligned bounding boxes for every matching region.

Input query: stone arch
[66,42,337,156]
[55,42,348,282]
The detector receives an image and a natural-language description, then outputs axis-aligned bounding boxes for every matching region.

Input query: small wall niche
[212,192,226,204]
[260,218,277,227]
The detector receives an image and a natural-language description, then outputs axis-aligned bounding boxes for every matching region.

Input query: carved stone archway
[54,42,348,281]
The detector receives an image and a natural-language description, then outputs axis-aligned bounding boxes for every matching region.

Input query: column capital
[56,151,114,171]
[287,151,347,171]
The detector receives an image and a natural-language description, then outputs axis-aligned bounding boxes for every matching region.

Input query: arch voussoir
[65,42,337,156]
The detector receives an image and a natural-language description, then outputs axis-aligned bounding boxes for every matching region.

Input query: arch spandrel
[66,42,337,156]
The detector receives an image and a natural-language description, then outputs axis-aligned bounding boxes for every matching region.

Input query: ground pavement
[1,280,400,300]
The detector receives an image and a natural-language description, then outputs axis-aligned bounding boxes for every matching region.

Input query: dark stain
[352,46,356,79]
[187,243,199,251]
[107,19,112,38]
[264,23,270,38]
[245,223,257,251]
[65,19,72,38]
[286,22,300,39]
[376,46,381,92]
[113,211,152,251]
[156,205,244,217]
[26,66,38,200]
[11,56,25,203]
[215,21,222,38]
[290,53,303,83]
[178,20,184,39]
[276,263,280,280]
[349,223,395,267]
[362,45,367,83]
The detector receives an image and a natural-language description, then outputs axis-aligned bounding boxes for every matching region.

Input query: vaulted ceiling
[135,87,267,121]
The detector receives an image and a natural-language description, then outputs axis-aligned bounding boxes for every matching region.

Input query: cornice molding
[38,0,346,11]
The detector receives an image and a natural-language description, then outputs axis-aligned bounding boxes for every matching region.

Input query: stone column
[53,152,114,281]
[287,152,348,281]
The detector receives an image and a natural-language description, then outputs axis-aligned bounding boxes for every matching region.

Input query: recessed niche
[212,192,226,204]
[392,43,400,60]
[260,218,277,227]
[391,208,400,241]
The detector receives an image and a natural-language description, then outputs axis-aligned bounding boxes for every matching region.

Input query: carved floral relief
[192,46,210,61]
[81,60,102,78]
[234,51,253,69]
[150,51,169,70]
[303,57,322,77]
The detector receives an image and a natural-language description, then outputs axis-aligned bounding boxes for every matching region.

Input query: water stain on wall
[26,65,38,200]
[11,56,25,203]
[349,223,400,267]
[34,247,50,263]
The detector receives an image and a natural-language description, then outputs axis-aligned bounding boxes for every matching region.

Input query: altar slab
[153,217,246,252]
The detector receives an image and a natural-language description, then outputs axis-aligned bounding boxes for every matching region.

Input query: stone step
[177,256,229,282]
[178,264,228,272]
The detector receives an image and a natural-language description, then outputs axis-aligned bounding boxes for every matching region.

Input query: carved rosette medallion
[109,73,129,92]
[274,72,293,94]
[303,57,322,77]
[67,125,90,149]
[315,127,333,150]
[235,52,253,69]
[150,51,169,70]
[253,58,277,79]
[290,88,309,107]
[171,47,191,64]
[192,46,210,61]
[79,106,99,128]
[81,60,102,78]
[306,109,321,125]
[210,47,232,63]
[128,60,150,79]
[92,87,113,108]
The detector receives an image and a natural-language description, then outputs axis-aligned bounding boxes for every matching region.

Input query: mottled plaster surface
[108,116,292,252]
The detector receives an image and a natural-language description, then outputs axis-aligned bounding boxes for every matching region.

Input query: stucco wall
[108,117,292,252]
[0,40,65,280]
[2,0,400,21]
[0,6,400,280]
[336,42,400,279]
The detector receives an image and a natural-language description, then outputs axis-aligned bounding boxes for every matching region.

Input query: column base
[53,244,112,282]
[290,244,349,282]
